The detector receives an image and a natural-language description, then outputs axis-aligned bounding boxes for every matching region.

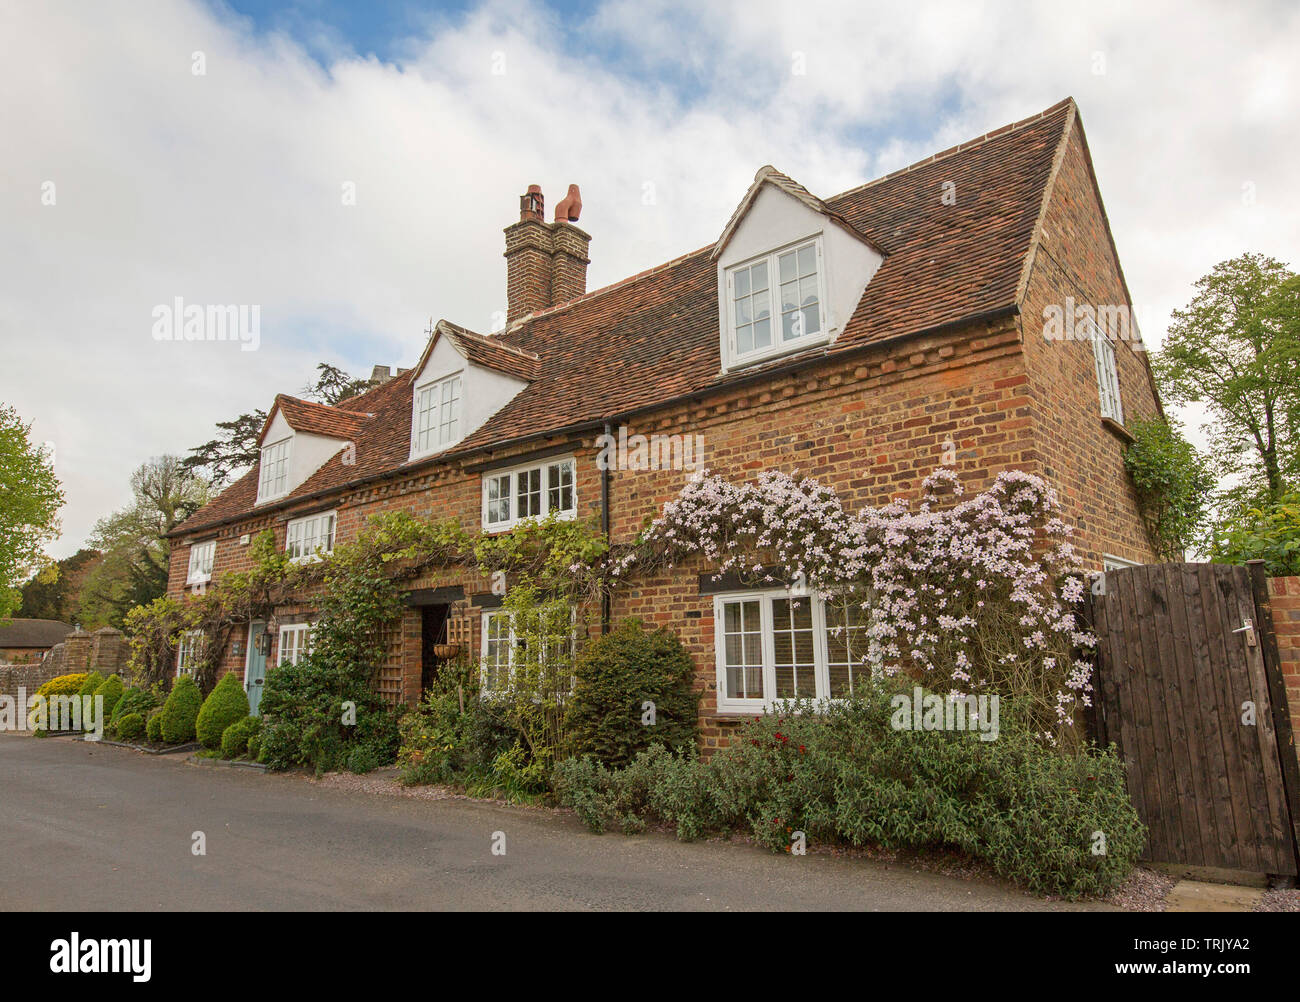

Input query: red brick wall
[1268,576,1300,741]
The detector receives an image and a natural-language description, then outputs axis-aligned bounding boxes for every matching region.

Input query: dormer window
[413,373,462,456]
[258,437,291,502]
[724,238,827,368]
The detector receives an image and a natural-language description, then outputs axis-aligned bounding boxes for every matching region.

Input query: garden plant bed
[84,736,201,756]
[188,752,267,771]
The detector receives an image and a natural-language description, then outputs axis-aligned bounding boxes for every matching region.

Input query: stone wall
[0,627,128,705]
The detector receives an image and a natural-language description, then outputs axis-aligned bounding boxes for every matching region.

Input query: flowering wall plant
[617,466,1096,747]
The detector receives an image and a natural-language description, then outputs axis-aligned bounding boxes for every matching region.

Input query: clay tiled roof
[261,394,373,445]
[0,619,73,649]
[171,99,1077,537]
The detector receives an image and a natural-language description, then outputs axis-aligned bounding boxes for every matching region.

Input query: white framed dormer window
[482,456,577,532]
[1090,322,1124,423]
[258,437,292,502]
[277,623,313,667]
[412,373,463,457]
[186,540,215,585]
[176,630,203,677]
[724,237,828,368]
[713,589,872,714]
[286,511,336,563]
[479,607,577,697]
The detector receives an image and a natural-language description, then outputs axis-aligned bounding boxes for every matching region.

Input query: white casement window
[258,437,292,502]
[724,238,828,368]
[481,457,577,531]
[713,589,873,713]
[277,623,313,667]
[176,630,204,677]
[285,511,337,562]
[186,540,215,585]
[413,373,463,456]
[479,607,577,697]
[1090,322,1123,423]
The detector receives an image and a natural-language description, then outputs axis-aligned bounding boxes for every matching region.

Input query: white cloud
[1,0,1296,558]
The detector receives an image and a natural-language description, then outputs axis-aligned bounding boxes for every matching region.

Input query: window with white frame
[481,457,577,531]
[1102,554,1140,572]
[258,437,291,501]
[714,589,873,713]
[176,630,204,676]
[725,238,827,367]
[479,607,577,696]
[413,373,463,456]
[277,623,312,667]
[1089,321,1123,423]
[285,511,336,562]
[186,540,215,584]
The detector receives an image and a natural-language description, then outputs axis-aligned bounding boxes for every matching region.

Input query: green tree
[181,410,266,490]
[78,456,211,628]
[18,548,101,622]
[304,362,371,406]
[1153,253,1300,508]
[0,404,64,622]
[1122,418,1217,559]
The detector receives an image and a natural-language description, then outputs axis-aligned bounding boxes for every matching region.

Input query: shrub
[1210,493,1300,576]
[75,671,104,699]
[35,673,89,698]
[110,687,158,729]
[116,713,145,742]
[92,674,125,720]
[398,669,515,787]
[196,673,251,749]
[145,711,164,743]
[565,618,699,768]
[554,679,1145,899]
[220,716,260,759]
[247,731,263,762]
[159,676,202,744]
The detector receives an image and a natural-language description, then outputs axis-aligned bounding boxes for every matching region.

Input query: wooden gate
[1089,561,1300,876]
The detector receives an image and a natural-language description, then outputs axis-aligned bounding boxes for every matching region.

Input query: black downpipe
[601,421,612,634]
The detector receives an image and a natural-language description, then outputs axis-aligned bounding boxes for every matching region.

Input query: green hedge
[116,713,145,742]
[75,671,104,699]
[159,676,202,744]
[220,716,260,759]
[92,674,125,720]
[554,679,1145,899]
[145,711,164,743]
[196,673,251,750]
[111,687,158,729]
[35,673,89,697]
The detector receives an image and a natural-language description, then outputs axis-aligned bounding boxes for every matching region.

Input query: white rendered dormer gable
[408,334,528,462]
[254,411,349,505]
[715,180,882,372]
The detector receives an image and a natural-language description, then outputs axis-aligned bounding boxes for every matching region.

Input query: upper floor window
[176,630,204,677]
[186,540,215,585]
[482,457,576,532]
[277,623,313,667]
[413,373,462,456]
[714,589,872,714]
[258,437,291,502]
[286,511,336,562]
[1090,323,1123,423]
[724,238,826,368]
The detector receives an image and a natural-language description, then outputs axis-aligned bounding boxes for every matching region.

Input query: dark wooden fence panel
[1091,562,1298,876]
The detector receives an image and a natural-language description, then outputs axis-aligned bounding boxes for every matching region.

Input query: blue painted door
[246,621,268,716]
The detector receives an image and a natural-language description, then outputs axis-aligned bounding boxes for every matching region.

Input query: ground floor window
[277,623,313,667]
[176,630,204,677]
[713,589,872,713]
[479,606,576,697]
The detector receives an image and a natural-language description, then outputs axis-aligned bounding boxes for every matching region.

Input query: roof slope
[263,394,372,444]
[0,619,73,648]
[172,98,1076,536]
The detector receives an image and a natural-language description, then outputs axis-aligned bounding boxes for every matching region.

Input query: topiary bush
[92,674,125,720]
[116,713,145,742]
[553,678,1146,899]
[565,618,699,768]
[220,716,260,759]
[159,676,202,744]
[145,710,164,743]
[110,687,158,730]
[196,672,251,749]
[35,673,89,698]
[247,731,263,762]
[75,671,104,700]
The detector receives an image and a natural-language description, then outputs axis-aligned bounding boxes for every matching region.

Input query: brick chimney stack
[504,184,591,323]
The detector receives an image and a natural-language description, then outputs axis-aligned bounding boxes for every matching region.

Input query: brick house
[0,619,73,664]
[165,97,1162,746]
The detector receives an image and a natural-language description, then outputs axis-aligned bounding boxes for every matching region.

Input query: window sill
[1101,416,1134,445]
[481,510,578,535]
[721,332,833,374]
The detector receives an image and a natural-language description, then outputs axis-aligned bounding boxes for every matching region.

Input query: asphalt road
[0,733,1105,911]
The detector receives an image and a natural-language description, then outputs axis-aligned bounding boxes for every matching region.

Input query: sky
[2,0,1298,559]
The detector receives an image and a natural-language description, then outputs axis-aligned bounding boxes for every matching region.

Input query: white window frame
[277,623,313,667]
[285,510,337,563]
[258,437,292,503]
[411,372,464,458]
[481,456,577,532]
[722,235,831,370]
[176,630,203,677]
[1102,554,1140,572]
[186,540,215,585]
[479,607,577,697]
[712,588,873,714]
[1089,321,1124,423]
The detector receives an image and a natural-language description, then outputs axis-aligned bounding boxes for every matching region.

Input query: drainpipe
[601,421,612,634]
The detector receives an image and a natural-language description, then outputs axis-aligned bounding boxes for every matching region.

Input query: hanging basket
[432,643,462,660]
